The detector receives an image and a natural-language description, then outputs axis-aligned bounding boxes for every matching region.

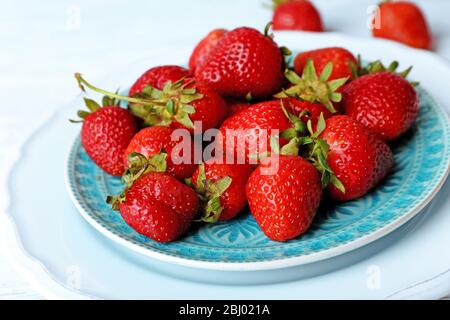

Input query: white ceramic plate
[3,32,450,298]
[65,32,450,271]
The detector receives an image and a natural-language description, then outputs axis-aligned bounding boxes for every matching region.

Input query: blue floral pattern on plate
[66,87,450,265]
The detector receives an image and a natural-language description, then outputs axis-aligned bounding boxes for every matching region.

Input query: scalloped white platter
[2,32,450,299]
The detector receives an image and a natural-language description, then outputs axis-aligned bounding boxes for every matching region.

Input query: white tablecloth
[1,0,449,299]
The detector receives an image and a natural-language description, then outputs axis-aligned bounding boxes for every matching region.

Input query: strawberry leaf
[210,176,233,197]
[331,174,346,193]
[83,98,100,112]
[319,62,333,82]
[270,135,281,154]
[315,113,326,136]
[201,197,223,223]
[280,137,300,156]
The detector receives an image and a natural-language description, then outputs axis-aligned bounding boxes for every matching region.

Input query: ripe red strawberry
[342,72,419,141]
[217,100,293,165]
[72,79,138,176]
[315,115,394,201]
[294,47,357,81]
[189,29,227,73]
[195,26,286,100]
[124,126,196,180]
[272,0,323,32]
[372,1,432,50]
[76,74,228,133]
[129,65,190,96]
[109,167,199,243]
[246,155,322,242]
[191,161,253,222]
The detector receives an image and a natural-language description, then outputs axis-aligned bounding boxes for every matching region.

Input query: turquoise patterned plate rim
[65,86,450,271]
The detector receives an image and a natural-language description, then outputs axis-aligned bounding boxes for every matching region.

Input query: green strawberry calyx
[129,79,204,129]
[279,100,308,141]
[187,163,232,224]
[69,94,119,123]
[74,73,203,129]
[106,151,168,211]
[300,113,346,193]
[252,134,304,163]
[248,100,307,162]
[274,59,349,113]
[352,56,418,86]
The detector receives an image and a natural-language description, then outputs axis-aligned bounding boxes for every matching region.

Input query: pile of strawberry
[72,24,418,243]
[271,0,432,50]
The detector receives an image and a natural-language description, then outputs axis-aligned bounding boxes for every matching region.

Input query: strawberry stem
[74,73,166,107]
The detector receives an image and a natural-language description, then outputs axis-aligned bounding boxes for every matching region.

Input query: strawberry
[246,155,322,241]
[342,72,419,141]
[190,161,253,222]
[195,26,286,100]
[272,0,323,32]
[108,152,199,243]
[75,74,228,133]
[294,47,357,81]
[302,115,394,201]
[129,65,190,96]
[372,0,432,50]
[124,126,197,180]
[217,100,293,165]
[72,79,137,176]
[189,29,227,73]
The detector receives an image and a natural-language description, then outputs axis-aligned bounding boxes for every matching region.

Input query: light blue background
[1,0,450,299]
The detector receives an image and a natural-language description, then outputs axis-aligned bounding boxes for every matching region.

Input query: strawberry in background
[272,0,323,32]
[189,29,227,73]
[372,0,432,50]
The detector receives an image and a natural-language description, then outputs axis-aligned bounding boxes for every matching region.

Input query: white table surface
[1,0,449,300]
